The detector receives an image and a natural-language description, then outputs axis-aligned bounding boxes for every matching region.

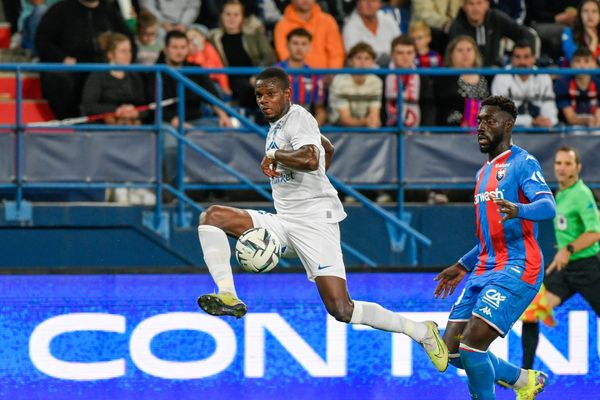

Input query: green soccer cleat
[197,293,248,319]
[515,370,548,400]
[420,321,449,372]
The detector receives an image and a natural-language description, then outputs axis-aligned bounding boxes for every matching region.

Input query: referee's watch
[566,244,575,254]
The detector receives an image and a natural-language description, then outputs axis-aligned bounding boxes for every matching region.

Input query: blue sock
[459,345,496,400]
[450,351,521,386]
[488,351,521,385]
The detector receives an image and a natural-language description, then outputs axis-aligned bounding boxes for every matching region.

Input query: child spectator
[409,20,443,68]
[274,28,327,125]
[186,25,231,96]
[135,10,162,65]
[554,47,600,128]
[385,35,436,127]
[328,42,382,128]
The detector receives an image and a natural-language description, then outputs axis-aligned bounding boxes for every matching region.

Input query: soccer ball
[235,227,282,273]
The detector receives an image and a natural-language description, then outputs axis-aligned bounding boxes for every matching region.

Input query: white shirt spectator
[343,10,400,64]
[139,0,200,26]
[491,66,558,128]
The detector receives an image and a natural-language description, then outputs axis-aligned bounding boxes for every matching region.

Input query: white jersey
[266,104,346,222]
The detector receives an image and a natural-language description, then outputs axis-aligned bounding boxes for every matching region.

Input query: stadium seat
[0,23,10,49]
[0,99,55,124]
[0,73,43,100]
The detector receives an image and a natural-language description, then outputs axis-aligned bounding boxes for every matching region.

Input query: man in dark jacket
[448,0,535,66]
[35,0,135,119]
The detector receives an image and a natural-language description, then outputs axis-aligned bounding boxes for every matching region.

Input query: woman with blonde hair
[434,35,489,128]
[208,0,276,108]
[81,32,146,125]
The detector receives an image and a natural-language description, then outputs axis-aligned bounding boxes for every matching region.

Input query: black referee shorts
[545,254,600,315]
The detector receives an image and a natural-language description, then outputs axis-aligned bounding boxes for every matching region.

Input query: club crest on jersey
[496,168,506,181]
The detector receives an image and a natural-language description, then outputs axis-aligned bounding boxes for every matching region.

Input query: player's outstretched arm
[265,144,319,172]
[433,263,468,299]
[492,193,556,223]
[320,134,334,171]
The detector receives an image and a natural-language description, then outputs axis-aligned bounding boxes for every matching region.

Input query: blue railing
[1,64,597,265]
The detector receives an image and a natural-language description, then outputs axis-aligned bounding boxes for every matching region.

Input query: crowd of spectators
[1,0,600,132]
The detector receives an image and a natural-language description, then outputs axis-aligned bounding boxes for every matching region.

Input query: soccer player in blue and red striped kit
[434,96,556,400]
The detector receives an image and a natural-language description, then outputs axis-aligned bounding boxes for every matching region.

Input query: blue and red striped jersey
[415,51,443,68]
[274,60,325,107]
[472,145,552,286]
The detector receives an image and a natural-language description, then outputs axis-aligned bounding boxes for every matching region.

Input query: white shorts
[246,209,346,282]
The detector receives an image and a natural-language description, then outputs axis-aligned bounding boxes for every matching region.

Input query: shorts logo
[482,289,506,310]
[480,306,493,316]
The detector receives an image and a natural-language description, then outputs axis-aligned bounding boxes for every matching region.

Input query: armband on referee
[266,149,278,160]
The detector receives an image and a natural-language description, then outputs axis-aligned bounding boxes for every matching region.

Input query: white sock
[514,369,529,389]
[349,300,428,342]
[198,225,237,296]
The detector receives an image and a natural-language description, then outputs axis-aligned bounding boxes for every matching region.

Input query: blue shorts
[448,272,539,337]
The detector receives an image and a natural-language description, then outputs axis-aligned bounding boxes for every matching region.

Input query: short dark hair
[287,27,312,42]
[481,96,518,121]
[556,145,581,165]
[165,30,188,47]
[256,67,290,89]
[572,46,595,61]
[390,35,416,53]
[512,41,533,54]
[347,42,376,60]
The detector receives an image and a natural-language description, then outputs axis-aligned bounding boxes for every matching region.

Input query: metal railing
[2,64,597,265]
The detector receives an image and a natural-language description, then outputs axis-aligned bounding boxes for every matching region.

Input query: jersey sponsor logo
[495,163,511,168]
[267,141,279,151]
[482,289,506,310]
[271,171,295,185]
[557,214,568,230]
[479,306,493,317]
[474,189,504,205]
[496,168,506,181]
[530,171,547,184]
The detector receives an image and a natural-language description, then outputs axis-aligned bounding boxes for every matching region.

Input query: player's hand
[492,196,519,223]
[546,248,570,274]
[261,156,280,178]
[433,263,467,299]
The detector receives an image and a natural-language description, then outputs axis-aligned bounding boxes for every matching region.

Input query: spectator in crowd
[328,42,382,128]
[411,0,461,33]
[209,0,276,109]
[434,35,489,128]
[274,28,327,125]
[380,0,412,34]
[385,35,436,127]
[135,10,162,65]
[342,0,401,67]
[187,25,231,97]
[18,0,60,55]
[554,47,600,128]
[448,0,536,66]
[491,42,558,128]
[525,1,579,62]
[562,0,600,64]
[81,32,145,125]
[491,0,525,24]
[139,0,199,33]
[274,0,345,68]
[149,30,231,129]
[35,0,135,119]
[409,20,443,68]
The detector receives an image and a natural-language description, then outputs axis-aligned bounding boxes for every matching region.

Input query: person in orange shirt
[186,25,231,96]
[274,0,345,69]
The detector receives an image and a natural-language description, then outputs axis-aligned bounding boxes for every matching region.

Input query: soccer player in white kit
[196,67,448,372]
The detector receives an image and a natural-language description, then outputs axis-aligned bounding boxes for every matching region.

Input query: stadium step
[0,23,10,49]
[0,99,55,124]
[0,72,43,100]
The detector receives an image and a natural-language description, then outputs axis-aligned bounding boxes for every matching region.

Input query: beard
[478,133,503,154]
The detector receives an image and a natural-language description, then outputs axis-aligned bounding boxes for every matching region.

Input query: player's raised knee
[199,205,230,228]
